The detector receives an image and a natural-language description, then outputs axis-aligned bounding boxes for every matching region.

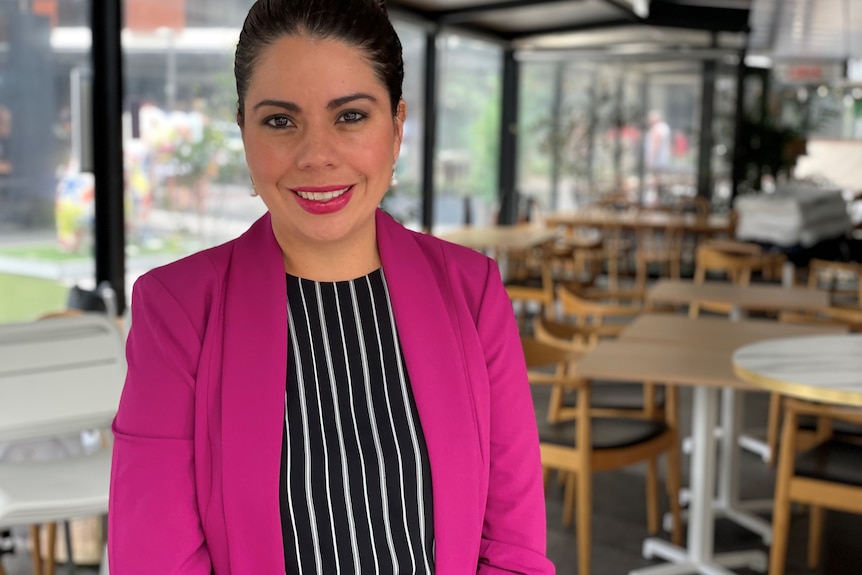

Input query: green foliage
[467,94,501,203]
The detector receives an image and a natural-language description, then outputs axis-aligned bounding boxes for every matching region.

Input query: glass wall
[517,56,722,213]
[380,20,426,230]
[0,0,432,324]
[433,32,502,231]
[0,0,92,323]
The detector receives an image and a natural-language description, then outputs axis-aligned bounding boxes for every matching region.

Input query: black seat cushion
[796,439,862,487]
[505,276,544,289]
[562,382,665,411]
[538,417,668,450]
[798,417,862,439]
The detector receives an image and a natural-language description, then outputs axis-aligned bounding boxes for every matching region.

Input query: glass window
[0,0,93,324]
[647,67,702,205]
[381,19,426,230]
[558,61,599,209]
[121,0,263,294]
[433,33,502,231]
[517,60,556,215]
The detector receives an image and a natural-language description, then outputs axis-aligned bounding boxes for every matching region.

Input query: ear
[393,99,406,162]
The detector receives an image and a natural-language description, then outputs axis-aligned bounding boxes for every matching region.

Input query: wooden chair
[523,336,682,575]
[504,241,556,331]
[634,208,684,291]
[770,398,862,575]
[533,316,664,425]
[555,282,643,344]
[688,241,784,317]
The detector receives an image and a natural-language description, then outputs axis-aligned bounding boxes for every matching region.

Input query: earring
[250,177,258,197]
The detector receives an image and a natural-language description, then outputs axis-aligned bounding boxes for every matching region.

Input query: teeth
[296,187,349,201]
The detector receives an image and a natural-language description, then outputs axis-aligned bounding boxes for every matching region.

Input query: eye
[338,110,367,124]
[264,115,293,129]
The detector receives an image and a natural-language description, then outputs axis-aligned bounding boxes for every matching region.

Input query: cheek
[245,139,286,176]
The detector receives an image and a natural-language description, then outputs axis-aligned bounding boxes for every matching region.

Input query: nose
[294,126,338,170]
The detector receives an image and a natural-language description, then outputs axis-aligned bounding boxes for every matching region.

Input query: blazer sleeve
[475,260,556,575]
[108,273,213,574]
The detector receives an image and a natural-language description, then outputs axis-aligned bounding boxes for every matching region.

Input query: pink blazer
[109,210,554,574]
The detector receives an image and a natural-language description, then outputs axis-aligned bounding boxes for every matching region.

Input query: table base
[629,538,767,575]
[663,500,773,544]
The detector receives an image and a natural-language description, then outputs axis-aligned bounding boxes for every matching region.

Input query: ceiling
[387,0,862,66]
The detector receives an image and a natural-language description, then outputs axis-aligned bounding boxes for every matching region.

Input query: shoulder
[139,240,234,295]
[130,239,237,333]
[383,217,497,288]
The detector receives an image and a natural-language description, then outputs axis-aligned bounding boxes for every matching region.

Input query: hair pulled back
[235,0,404,122]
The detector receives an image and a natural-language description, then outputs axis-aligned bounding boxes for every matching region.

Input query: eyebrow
[252,92,379,113]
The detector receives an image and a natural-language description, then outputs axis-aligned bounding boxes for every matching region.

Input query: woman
[108,0,553,573]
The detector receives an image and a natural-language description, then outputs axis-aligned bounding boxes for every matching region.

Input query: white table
[645,280,831,541]
[733,334,862,407]
[577,339,767,575]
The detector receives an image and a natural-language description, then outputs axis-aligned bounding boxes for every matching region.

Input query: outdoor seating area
[441,201,862,574]
[5,0,862,574]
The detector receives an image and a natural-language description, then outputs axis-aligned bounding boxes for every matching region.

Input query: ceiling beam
[435,0,587,24]
[646,0,750,33]
[500,17,638,40]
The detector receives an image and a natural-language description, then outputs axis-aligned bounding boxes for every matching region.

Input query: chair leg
[807,505,825,569]
[646,458,659,534]
[547,385,565,423]
[0,556,6,575]
[30,525,43,575]
[577,468,592,575]
[666,386,683,546]
[45,523,57,575]
[563,472,576,527]
[769,407,797,575]
[766,392,782,466]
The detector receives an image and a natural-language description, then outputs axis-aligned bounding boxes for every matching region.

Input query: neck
[275,226,381,282]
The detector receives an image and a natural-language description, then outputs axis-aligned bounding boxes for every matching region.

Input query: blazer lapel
[376,210,483,572]
[220,213,289,573]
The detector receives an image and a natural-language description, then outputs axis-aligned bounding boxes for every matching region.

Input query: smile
[294,186,352,202]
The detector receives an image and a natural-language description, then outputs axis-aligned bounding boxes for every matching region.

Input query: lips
[292,185,352,202]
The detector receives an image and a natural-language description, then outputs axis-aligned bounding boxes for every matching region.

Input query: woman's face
[240,34,404,252]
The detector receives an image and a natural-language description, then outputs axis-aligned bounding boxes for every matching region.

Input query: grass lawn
[0,245,90,262]
[0,273,69,323]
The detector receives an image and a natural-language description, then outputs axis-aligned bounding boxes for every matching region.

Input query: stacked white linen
[734,183,851,247]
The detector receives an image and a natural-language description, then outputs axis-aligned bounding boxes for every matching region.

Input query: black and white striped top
[281,269,435,575]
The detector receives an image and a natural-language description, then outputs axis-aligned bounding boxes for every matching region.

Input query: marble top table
[733,334,862,407]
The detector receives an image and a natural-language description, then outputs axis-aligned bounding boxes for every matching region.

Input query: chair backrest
[693,243,759,286]
[0,314,126,443]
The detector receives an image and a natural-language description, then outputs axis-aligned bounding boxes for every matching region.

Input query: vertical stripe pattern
[281,269,435,575]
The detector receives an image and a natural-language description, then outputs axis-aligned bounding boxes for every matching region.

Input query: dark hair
[235,0,404,123]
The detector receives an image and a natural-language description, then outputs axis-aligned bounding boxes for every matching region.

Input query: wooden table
[576,317,845,575]
[644,282,831,540]
[436,225,557,252]
[623,314,842,350]
[546,210,731,235]
[647,280,829,318]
